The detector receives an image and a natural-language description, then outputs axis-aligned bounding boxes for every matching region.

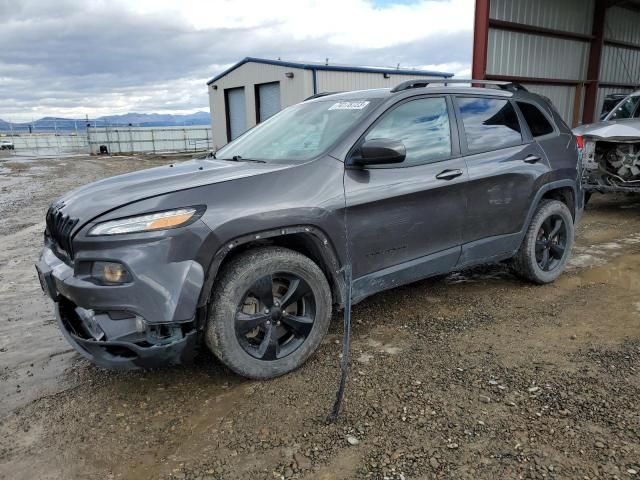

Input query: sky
[0,0,474,122]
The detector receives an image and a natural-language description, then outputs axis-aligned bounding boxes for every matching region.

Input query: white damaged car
[574,91,640,197]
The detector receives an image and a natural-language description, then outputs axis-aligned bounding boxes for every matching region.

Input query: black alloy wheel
[234,273,316,361]
[535,214,568,272]
[512,199,574,284]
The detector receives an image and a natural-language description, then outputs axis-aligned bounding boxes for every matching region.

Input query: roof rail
[304,91,343,101]
[390,79,528,93]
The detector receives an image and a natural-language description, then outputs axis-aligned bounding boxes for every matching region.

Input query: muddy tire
[206,247,331,379]
[512,199,574,284]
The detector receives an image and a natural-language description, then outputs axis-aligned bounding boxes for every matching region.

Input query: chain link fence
[0,118,212,157]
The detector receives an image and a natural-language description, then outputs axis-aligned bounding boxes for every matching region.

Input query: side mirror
[351,138,406,166]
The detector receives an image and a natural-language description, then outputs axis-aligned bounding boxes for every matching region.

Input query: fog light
[91,261,132,284]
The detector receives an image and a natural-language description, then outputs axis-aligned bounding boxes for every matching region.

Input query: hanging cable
[326,167,354,423]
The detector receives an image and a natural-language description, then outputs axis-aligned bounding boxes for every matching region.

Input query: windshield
[215,98,381,162]
[606,95,640,120]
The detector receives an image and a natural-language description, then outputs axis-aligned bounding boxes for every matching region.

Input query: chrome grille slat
[46,203,78,258]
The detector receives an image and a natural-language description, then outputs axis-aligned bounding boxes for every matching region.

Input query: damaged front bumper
[36,245,200,369]
[575,120,640,194]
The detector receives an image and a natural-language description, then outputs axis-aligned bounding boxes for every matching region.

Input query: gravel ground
[0,153,639,480]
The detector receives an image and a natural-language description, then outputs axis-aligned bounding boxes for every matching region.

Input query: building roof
[206,57,454,85]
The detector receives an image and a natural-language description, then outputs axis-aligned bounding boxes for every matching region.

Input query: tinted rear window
[517,102,554,137]
[457,97,522,153]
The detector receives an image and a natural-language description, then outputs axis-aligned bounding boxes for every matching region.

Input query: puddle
[577,254,640,290]
[568,253,608,269]
[569,232,640,270]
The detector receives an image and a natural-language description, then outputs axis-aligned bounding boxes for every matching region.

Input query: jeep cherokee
[36,80,582,378]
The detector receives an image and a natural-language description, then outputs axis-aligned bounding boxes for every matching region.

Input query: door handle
[523,154,542,164]
[435,168,463,180]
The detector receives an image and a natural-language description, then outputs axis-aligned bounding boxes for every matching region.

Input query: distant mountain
[96,111,210,127]
[0,112,211,132]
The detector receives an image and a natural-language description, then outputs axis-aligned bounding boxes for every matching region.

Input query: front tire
[206,247,332,379]
[512,200,574,284]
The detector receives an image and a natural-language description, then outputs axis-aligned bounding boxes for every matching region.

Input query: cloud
[0,0,473,121]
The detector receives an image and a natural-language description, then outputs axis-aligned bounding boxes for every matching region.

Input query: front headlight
[88,208,199,236]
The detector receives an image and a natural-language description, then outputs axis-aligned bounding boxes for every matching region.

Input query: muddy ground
[0,153,639,480]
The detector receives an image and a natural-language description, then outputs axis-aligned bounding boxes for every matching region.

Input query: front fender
[197,224,346,309]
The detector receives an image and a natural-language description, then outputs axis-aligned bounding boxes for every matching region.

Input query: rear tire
[206,247,332,379]
[512,200,574,284]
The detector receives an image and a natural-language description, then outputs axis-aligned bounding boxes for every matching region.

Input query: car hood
[573,119,640,140]
[53,158,291,225]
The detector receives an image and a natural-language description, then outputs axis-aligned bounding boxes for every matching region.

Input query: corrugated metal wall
[605,5,640,44]
[596,6,640,114]
[599,45,640,84]
[487,30,588,80]
[485,0,640,125]
[486,0,595,125]
[315,71,441,93]
[490,0,593,34]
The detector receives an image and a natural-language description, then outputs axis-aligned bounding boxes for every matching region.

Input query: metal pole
[183,128,188,152]
[105,120,112,156]
[54,117,61,156]
[9,120,15,157]
[86,115,92,155]
[151,128,156,154]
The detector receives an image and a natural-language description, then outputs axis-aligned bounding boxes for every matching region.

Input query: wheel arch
[197,226,346,311]
[526,180,578,228]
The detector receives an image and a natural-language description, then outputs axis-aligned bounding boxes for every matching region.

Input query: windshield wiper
[220,155,266,163]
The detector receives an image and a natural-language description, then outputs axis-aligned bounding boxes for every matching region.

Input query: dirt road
[1,154,639,479]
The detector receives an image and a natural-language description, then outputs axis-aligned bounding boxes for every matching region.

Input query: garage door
[257,82,281,123]
[226,87,246,141]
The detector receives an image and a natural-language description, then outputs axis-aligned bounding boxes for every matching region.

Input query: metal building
[472,0,640,126]
[207,57,453,148]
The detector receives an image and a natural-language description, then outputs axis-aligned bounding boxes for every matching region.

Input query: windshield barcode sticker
[328,101,370,110]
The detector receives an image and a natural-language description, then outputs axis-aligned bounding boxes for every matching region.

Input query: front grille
[46,202,78,258]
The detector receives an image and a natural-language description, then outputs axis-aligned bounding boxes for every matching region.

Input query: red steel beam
[472,0,490,80]
[489,19,594,43]
[583,0,607,124]
[599,81,640,88]
[485,74,590,86]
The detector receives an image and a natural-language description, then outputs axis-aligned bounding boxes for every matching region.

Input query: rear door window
[517,102,554,137]
[456,97,522,153]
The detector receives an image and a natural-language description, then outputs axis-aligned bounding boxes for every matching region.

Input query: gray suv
[36,80,582,378]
